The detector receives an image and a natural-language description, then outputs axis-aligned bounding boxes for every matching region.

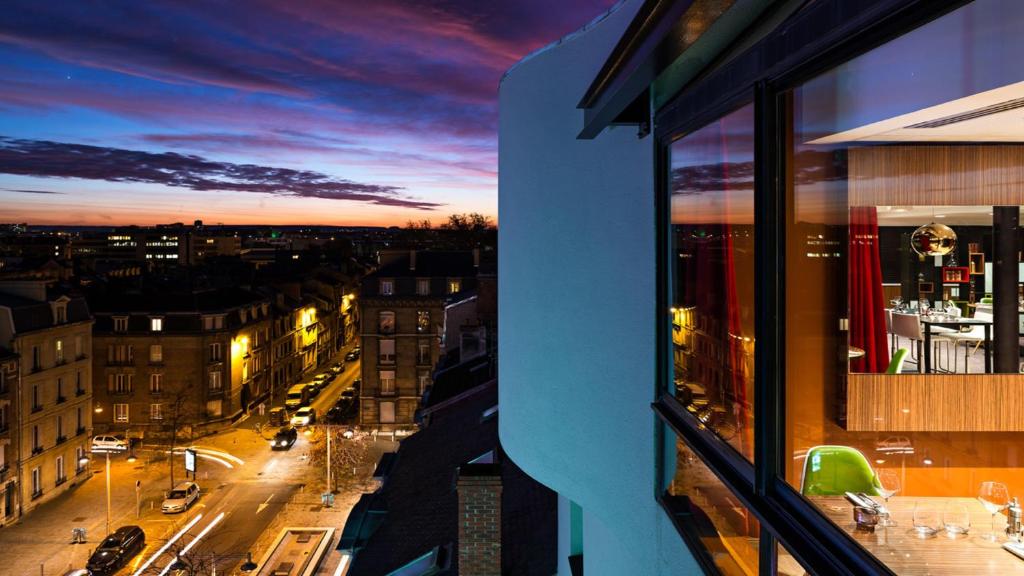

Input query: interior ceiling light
[911,222,957,256]
[905,96,1024,128]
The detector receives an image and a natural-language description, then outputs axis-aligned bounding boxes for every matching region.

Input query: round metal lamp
[910,222,957,256]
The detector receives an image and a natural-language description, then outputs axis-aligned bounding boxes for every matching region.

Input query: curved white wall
[498,2,700,574]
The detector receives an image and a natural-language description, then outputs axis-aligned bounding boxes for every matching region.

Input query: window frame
[649,1,973,574]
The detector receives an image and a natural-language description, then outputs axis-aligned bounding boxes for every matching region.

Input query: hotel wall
[499,0,701,573]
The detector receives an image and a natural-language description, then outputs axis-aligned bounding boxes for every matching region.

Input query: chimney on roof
[409,250,417,271]
[472,248,480,268]
[457,462,502,576]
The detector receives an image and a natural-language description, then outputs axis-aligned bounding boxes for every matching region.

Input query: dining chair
[800,445,881,497]
[885,348,909,374]
[885,309,897,354]
[950,310,993,373]
[891,312,954,373]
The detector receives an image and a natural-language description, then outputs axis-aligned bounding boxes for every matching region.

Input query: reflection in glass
[669,103,755,460]
[666,437,759,575]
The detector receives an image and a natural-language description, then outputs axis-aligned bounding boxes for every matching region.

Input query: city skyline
[0,0,616,226]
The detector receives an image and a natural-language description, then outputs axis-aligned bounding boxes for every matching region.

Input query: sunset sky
[0,0,616,226]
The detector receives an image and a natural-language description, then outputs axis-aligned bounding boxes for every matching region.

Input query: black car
[344,348,360,361]
[271,425,298,450]
[86,525,145,574]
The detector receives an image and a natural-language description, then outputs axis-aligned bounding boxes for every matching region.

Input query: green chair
[979,296,994,304]
[886,348,909,374]
[801,445,881,496]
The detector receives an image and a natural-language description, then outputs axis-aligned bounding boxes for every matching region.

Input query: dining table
[813,495,1024,575]
[922,316,992,373]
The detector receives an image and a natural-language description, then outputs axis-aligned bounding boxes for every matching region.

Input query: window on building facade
[668,102,755,461]
[379,339,396,364]
[109,374,133,395]
[203,315,225,330]
[55,304,66,324]
[447,279,461,294]
[31,467,41,497]
[76,446,85,473]
[418,369,430,395]
[31,346,40,370]
[416,278,430,295]
[417,339,431,365]
[56,415,63,440]
[0,404,6,432]
[150,373,162,394]
[55,455,65,484]
[379,401,396,423]
[210,342,222,362]
[32,425,39,451]
[108,344,133,365]
[113,316,128,332]
[56,377,64,402]
[209,371,222,391]
[55,339,64,364]
[32,385,40,411]
[114,403,129,423]
[379,370,396,395]
[149,344,162,363]
[74,335,83,359]
[150,317,163,332]
[380,279,394,296]
[150,403,163,421]
[75,371,83,395]
[379,311,396,334]
[417,311,430,334]
[779,2,1024,571]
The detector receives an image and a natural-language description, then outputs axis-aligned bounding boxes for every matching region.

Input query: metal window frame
[652,0,973,574]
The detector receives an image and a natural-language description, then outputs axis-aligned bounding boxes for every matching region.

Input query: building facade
[91,288,271,439]
[359,251,477,428]
[0,281,93,522]
[503,0,1022,575]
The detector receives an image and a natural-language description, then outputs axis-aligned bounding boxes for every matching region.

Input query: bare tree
[161,379,200,489]
[306,426,372,492]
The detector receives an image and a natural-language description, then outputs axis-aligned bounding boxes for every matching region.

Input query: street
[0,346,391,576]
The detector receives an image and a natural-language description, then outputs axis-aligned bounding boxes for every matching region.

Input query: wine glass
[978,481,1010,541]
[942,502,971,536]
[920,298,931,316]
[876,469,900,527]
[913,502,939,536]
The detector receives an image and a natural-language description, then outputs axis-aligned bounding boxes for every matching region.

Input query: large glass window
[670,103,756,460]
[665,436,759,575]
[786,1,1024,572]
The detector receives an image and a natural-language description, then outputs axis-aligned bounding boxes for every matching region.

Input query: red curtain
[849,207,890,372]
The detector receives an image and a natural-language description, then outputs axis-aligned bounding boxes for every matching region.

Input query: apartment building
[359,251,478,428]
[0,281,93,521]
[90,287,271,439]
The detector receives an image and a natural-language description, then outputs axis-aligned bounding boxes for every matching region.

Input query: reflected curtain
[849,206,889,372]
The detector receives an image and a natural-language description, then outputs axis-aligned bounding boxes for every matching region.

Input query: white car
[91,435,128,452]
[290,407,317,427]
[161,482,200,513]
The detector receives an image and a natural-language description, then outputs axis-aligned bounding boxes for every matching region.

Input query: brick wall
[457,464,502,576]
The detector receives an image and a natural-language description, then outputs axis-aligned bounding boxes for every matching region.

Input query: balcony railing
[55,476,67,487]
[31,404,43,414]
[31,446,43,456]
[76,426,86,436]
[31,489,42,500]
[56,395,67,404]
[55,435,67,445]
[76,388,86,397]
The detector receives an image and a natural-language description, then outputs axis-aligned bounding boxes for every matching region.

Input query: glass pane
[786,1,1024,573]
[669,103,755,460]
[666,436,759,575]
[776,542,810,576]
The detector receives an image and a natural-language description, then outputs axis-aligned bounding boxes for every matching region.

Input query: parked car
[285,384,310,410]
[352,377,362,390]
[162,482,200,513]
[305,382,321,398]
[331,361,344,373]
[268,406,287,426]
[345,348,360,361]
[86,525,145,574]
[339,388,357,403]
[290,407,317,427]
[271,425,298,450]
[91,435,128,452]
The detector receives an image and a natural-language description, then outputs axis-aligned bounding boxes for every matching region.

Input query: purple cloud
[0,137,441,209]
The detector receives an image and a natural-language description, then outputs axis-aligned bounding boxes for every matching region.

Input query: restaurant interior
[666,1,1024,573]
